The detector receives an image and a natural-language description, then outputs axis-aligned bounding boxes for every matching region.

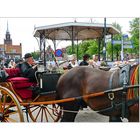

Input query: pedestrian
[67,54,78,69]
[91,54,101,68]
[79,54,90,66]
[8,59,16,68]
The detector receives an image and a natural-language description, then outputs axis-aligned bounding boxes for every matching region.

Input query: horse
[56,64,139,122]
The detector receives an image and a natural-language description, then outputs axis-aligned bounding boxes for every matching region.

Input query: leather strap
[109,70,116,89]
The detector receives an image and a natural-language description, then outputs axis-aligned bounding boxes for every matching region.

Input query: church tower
[4,21,12,45]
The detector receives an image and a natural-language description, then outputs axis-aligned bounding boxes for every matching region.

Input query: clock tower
[4,21,12,45]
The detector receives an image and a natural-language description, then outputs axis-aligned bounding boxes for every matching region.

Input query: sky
[0,17,135,56]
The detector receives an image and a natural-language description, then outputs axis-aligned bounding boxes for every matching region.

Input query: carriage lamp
[37,60,44,72]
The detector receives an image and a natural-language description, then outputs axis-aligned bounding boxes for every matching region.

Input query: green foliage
[66,40,99,59]
[31,51,40,60]
[129,18,139,54]
[112,22,122,33]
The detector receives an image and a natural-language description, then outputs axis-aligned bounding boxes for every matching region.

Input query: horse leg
[109,116,122,122]
[61,101,80,122]
[127,105,139,122]
[61,111,78,122]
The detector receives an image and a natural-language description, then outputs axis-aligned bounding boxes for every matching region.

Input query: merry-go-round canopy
[33,22,120,40]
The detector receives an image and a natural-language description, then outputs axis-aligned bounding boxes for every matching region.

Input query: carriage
[0,21,139,122]
[0,68,64,122]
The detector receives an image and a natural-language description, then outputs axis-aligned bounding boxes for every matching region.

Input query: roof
[33,22,120,40]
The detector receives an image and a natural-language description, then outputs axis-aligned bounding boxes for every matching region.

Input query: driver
[20,53,38,82]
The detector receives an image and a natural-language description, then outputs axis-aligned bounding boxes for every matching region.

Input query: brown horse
[56,64,139,122]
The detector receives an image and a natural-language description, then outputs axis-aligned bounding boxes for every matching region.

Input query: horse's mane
[127,64,139,99]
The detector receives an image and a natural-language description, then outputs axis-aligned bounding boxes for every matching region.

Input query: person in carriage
[20,53,38,82]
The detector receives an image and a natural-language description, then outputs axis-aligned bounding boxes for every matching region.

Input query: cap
[24,53,32,59]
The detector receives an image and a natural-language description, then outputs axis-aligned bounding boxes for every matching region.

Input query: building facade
[0,22,22,60]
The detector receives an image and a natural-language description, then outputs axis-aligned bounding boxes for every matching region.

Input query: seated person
[8,59,16,68]
[79,54,90,66]
[20,53,38,82]
[67,54,78,69]
[92,54,101,68]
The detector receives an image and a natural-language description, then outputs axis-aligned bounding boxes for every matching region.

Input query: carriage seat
[4,68,36,99]
[5,68,21,78]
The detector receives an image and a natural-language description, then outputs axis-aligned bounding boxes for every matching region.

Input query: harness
[119,64,131,86]
[98,64,139,119]
[119,64,131,118]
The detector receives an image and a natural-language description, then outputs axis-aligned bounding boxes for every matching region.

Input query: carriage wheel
[0,86,24,122]
[27,104,62,122]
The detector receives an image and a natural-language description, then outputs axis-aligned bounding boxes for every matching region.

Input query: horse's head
[126,64,139,122]
[127,64,139,99]
[118,63,139,86]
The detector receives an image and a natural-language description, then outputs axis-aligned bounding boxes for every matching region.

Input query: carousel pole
[76,39,79,62]
[41,31,46,70]
[111,34,114,61]
[43,38,46,70]
[98,37,101,61]
[53,39,57,52]
[71,26,74,54]
[103,17,107,61]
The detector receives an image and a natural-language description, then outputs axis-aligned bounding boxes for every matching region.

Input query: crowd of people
[0,58,23,69]
[0,53,38,82]
[67,53,104,68]
[0,52,138,83]
[66,53,139,69]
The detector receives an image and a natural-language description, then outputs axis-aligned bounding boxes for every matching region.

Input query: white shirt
[69,60,78,67]
[92,61,101,68]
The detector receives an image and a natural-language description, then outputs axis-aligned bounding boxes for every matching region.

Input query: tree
[66,40,99,59]
[107,22,122,60]
[129,18,139,55]
[31,51,40,60]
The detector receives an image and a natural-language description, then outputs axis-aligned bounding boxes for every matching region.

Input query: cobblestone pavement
[75,107,109,122]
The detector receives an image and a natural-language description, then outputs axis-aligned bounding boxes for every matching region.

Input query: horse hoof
[109,116,122,122]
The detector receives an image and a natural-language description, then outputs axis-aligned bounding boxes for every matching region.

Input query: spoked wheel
[0,86,24,122]
[28,104,62,122]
